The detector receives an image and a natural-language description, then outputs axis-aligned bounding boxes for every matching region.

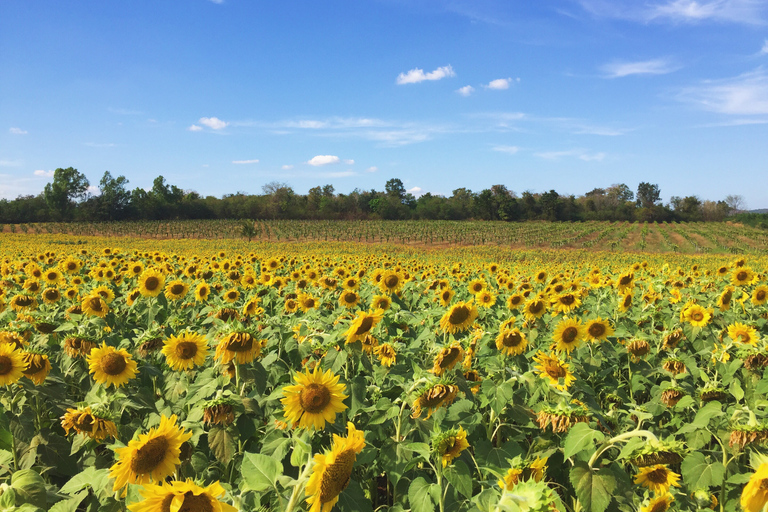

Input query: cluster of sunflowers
[0,233,767,512]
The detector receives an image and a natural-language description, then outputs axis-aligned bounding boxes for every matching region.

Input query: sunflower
[583,318,614,343]
[476,290,496,308]
[0,331,28,350]
[110,414,192,492]
[92,285,115,304]
[411,383,458,419]
[345,310,383,344]
[616,272,634,292]
[305,422,365,512]
[10,294,37,312]
[215,331,266,365]
[523,297,547,321]
[551,293,581,315]
[433,427,469,467]
[732,267,756,286]
[437,287,455,307]
[281,366,348,430]
[496,328,528,356]
[21,352,51,385]
[162,331,209,370]
[298,293,319,312]
[618,292,633,313]
[375,343,396,367]
[741,463,768,512]
[87,343,138,388]
[371,295,391,311]
[129,479,237,512]
[552,317,585,354]
[339,290,360,309]
[379,270,404,295]
[284,298,299,314]
[640,494,674,512]
[138,269,165,298]
[0,344,26,386]
[467,279,486,295]
[506,293,525,310]
[682,303,711,327]
[432,344,464,376]
[194,281,211,302]
[728,322,759,345]
[63,336,97,358]
[61,406,118,441]
[634,465,681,495]
[221,288,240,303]
[41,287,62,305]
[439,301,478,334]
[164,280,189,301]
[533,351,575,391]
[753,285,768,306]
[717,286,734,311]
[243,297,264,317]
[81,294,109,318]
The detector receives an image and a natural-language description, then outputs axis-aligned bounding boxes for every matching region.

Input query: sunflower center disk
[354,317,374,336]
[171,285,185,295]
[130,435,170,474]
[384,276,399,289]
[737,272,748,281]
[560,295,575,306]
[145,277,160,291]
[101,352,127,375]
[177,491,214,512]
[502,333,522,347]
[23,356,45,374]
[545,363,567,379]
[176,341,198,360]
[89,298,103,311]
[0,356,13,376]
[646,468,669,484]
[300,383,331,413]
[319,449,356,503]
[562,327,578,344]
[225,334,253,352]
[449,307,470,325]
[588,324,605,338]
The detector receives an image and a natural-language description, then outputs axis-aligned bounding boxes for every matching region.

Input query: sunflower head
[305,422,365,512]
[433,427,469,467]
[432,344,464,376]
[215,331,266,365]
[0,344,27,386]
[87,343,138,388]
[128,479,238,512]
[138,269,165,298]
[281,366,348,430]
[411,381,458,419]
[439,301,478,334]
[162,331,209,370]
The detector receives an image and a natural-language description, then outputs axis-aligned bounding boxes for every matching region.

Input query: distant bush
[729,212,768,229]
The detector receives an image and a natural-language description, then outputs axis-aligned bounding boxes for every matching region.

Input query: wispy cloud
[456,85,475,96]
[407,186,424,197]
[33,170,54,177]
[188,125,203,132]
[308,155,341,166]
[493,145,521,154]
[677,68,768,115]
[198,117,229,130]
[396,65,456,85]
[485,78,514,89]
[282,164,294,170]
[9,127,27,135]
[84,142,116,148]
[0,160,22,167]
[343,159,355,165]
[535,149,606,161]
[366,166,378,173]
[232,159,259,164]
[762,39,768,53]
[601,58,679,78]
[578,0,768,25]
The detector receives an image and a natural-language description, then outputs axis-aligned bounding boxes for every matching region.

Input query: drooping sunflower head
[215,331,266,365]
[10,294,37,312]
[41,287,62,305]
[374,343,396,367]
[433,427,470,467]
[432,344,464,376]
[162,331,209,371]
[305,422,365,512]
[21,352,51,385]
[345,309,384,344]
[87,343,138,388]
[533,351,575,391]
[411,381,458,419]
[439,301,478,334]
[281,366,348,430]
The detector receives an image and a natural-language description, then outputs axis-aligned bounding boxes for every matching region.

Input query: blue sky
[2,0,768,208]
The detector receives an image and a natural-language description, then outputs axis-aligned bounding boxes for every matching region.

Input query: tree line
[0,167,749,224]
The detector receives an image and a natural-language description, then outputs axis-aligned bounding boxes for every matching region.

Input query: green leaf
[335,479,373,512]
[677,401,723,434]
[444,460,473,499]
[207,426,236,465]
[49,490,88,512]
[563,423,605,460]
[59,467,111,496]
[681,452,725,489]
[731,379,744,401]
[408,477,435,512]
[10,469,47,509]
[569,461,615,512]
[290,431,311,467]
[241,452,283,493]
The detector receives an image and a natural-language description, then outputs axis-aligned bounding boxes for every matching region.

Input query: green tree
[43,167,90,220]
[97,171,131,220]
[636,182,661,209]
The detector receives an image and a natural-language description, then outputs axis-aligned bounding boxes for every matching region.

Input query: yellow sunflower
[728,322,759,345]
[437,288,455,307]
[411,383,458,419]
[618,291,633,313]
[298,293,319,312]
[10,294,37,312]
[129,479,237,512]
[281,366,348,430]
[742,463,768,512]
[339,290,360,309]
[753,285,768,306]
[732,267,756,286]
[523,297,547,321]
[439,301,478,334]
[533,351,575,391]
[87,343,138,388]
[432,344,464,375]
[21,352,51,385]
[370,295,392,311]
[110,414,192,491]
[552,317,585,354]
[162,331,209,370]
[378,270,404,295]
[551,292,581,315]
[496,328,528,356]
[467,279,486,295]
[345,310,384,344]
[215,331,266,365]
[194,281,211,302]
[476,290,496,308]
[138,269,165,298]
[717,286,734,311]
[0,344,27,386]
[640,494,674,512]
[305,422,365,512]
[61,406,118,441]
[375,343,396,367]
[221,288,240,303]
[634,464,681,495]
[682,303,711,327]
[434,427,470,467]
[164,280,189,301]
[506,293,525,310]
[41,287,62,305]
[583,318,614,343]
[81,294,109,318]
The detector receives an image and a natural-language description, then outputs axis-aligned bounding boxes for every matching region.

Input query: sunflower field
[1,233,768,512]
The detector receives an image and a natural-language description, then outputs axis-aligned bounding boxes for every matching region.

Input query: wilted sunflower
[496,328,528,356]
[21,352,51,385]
[552,317,585,354]
[439,301,478,334]
[10,294,37,312]
[345,310,384,345]
[411,382,458,419]
[432,344,464,376]
[61,406,117,441]
[305,422,365,512]
[138,269,165,298]
[660,387,685,407]
[129,479,237,512]
[281,366,348,430]
[634,465,681,494]
[0,331,28,350]
[627,339,651,359]
[162,331,209,370]
[433,427,469,467]
[63,336,97,358]
[728,322,759,345]
[203,398,237,426]
[583,318,614,343]
[110,414,192,491]
[730,424,768,449]
[375,343,396,367]
[87,343,138,388]
[536,402,589,433]
[0,344,26,386]
[215,331,266,365]
[533,351,575,391]
[81,294,109,318]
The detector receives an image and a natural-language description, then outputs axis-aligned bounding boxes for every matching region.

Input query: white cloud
[677,68,768,115]
[407,186,424,197]
[493,145,521,154]
[366,166,378,173]
[535,149,606,161]
[33,170,54,177]
[578,0,767,24]
[188,125,203,132]
[579,152,606,161]
[9,127,27,135]
[762,39,768,54]
[87,185,99,195]
[232,159,259,164]
[198,117,229,130]
[282,164,294,170]
[456,85,475,96]
[396,65,456,85]
[307,155,341,166]
[486,78,513,90]
[601,58,678,78]
[343,159,355,165]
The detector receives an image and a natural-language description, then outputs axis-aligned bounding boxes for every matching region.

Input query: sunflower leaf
[569,461,615,512]
[336,479,373,512]
[681,452,725,489]
[408,477,435,512]
[208,426,236,465]
[241,451,283,493]
[444,460,472,499]
[563,423,604,460]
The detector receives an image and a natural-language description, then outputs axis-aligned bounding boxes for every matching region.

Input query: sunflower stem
[587,430,658,469]
[284,451,314,512]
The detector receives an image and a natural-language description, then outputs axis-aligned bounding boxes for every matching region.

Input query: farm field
[0,233,767,512]
[2,219,767,255]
